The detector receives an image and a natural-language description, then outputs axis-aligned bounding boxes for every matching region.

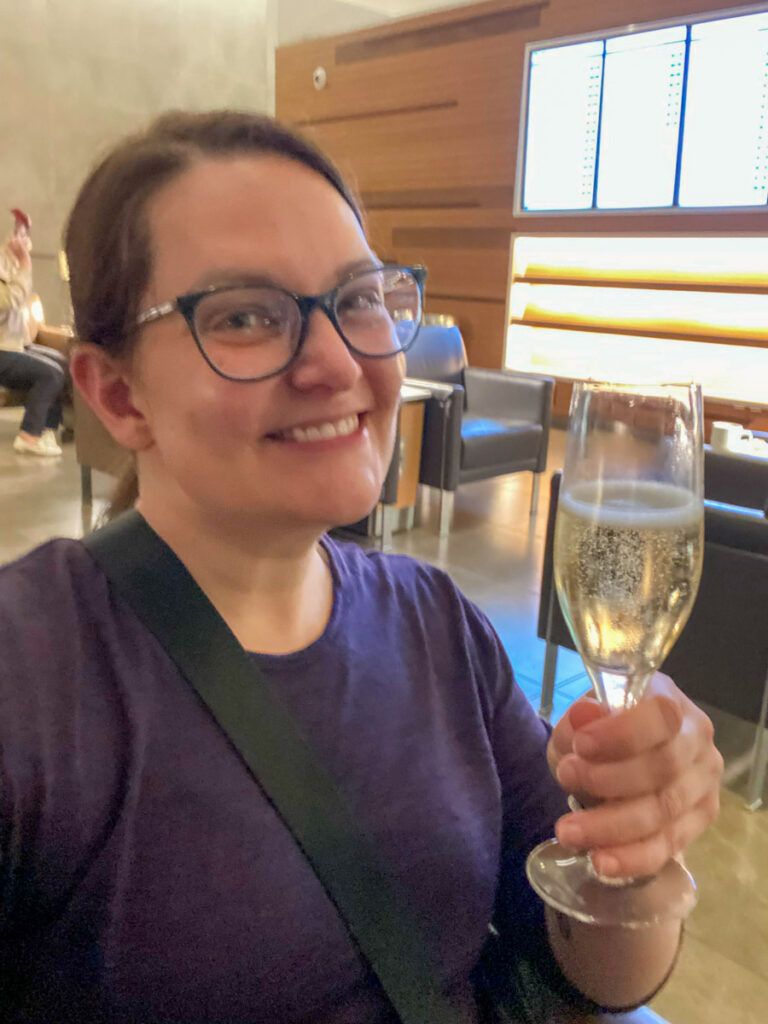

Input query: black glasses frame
[136,263,427,383]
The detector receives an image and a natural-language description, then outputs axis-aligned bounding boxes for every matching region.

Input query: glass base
[526,838,697,928]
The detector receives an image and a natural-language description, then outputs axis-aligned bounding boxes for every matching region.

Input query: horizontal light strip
[512,235,768,288]
[508,281,768,343]
[504,324,768,408]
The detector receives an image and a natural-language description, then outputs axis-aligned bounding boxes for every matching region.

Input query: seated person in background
[0,208,65,456]
[0,112,723,1022]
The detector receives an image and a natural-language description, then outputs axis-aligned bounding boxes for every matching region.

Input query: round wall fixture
[312,66,327,91]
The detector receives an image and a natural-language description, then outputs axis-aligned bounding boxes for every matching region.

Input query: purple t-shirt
[0,535,569,1022]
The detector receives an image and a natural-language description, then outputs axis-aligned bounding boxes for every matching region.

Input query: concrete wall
[277,0,492,47]
[278,0,393,47]
[0,0,273,324]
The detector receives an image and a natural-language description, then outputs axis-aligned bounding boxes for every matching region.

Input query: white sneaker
[13,433,61,457]
[42,429,63,455]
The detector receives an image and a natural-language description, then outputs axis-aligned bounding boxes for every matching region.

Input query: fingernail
[594,854,621,876]
[557,821,584,848]
[659,696,683,734]
[573,732,599,758]
[556,756,578,789]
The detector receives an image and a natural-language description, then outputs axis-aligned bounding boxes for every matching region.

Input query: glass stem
[584,662,654,712]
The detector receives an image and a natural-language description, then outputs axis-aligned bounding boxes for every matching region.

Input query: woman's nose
[287,307,362,392]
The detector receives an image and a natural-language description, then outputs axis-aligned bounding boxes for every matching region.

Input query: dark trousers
[0,344,68,435]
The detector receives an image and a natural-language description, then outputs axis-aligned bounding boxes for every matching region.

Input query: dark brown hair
[65,110,363,517]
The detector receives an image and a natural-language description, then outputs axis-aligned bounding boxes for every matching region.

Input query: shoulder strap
[84,511,464,1024]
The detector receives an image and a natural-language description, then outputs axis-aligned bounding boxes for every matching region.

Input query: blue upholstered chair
[404,325,554,535]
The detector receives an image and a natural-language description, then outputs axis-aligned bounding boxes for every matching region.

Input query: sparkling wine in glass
[527,381,704,927]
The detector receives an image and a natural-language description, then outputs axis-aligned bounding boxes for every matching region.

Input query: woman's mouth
[270,413,362,443]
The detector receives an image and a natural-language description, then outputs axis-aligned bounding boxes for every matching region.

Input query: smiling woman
[0,111,722,1024]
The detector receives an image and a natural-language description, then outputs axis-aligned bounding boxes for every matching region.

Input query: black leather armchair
[704,440,768,514]
[404,325,554,535]
[537,472,768,809]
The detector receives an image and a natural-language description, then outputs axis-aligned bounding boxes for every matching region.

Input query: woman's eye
[338,290,385,314]
[228,309,274,329]
[208,307,282,334]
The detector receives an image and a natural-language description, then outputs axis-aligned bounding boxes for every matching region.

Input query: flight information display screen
[523,41,603,211]
[519,8,768,212]
[596,27,686,209]
[679,12,768,207]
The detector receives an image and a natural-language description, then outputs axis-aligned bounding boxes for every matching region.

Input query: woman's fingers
[547,674,691,776]
[555,744,724,854]
[556,715,705,800]
[570,693,684,762]
[587,791,721,878]
[547,672,722,876]
[547,695,603,775]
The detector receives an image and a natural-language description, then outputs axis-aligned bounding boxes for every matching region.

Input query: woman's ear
[70,343,154,452]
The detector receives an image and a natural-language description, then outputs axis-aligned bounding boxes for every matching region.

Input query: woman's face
[129,155,404,532]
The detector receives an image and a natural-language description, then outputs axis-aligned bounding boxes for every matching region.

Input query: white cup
[710,421,753,452]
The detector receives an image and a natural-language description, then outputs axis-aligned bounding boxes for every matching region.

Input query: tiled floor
[1,406,766,1023]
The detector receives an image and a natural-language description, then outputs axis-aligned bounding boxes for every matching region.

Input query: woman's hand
[547,672,723,878]
[8,237,31,272]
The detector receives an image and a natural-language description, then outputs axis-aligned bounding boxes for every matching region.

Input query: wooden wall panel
[396,247,509,302]
[277,0,768,395]
[302,112,516,193]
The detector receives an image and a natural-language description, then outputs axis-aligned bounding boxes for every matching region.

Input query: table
[393,383,432,509]
[377,383,432,549]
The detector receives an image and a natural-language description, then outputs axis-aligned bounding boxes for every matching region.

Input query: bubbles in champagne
[554,480,703,707]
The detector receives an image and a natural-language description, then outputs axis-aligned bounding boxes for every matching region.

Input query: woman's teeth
[279,414,360,443]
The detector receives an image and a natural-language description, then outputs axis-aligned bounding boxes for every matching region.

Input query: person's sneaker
[13,433,61,457]
[42,429,63,455]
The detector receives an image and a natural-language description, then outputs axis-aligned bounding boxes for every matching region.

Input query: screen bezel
[513,2,768,217]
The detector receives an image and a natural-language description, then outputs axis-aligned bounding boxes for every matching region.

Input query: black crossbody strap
[84,510,463,1024]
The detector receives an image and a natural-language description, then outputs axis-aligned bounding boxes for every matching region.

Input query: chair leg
[81,464,93,505]
[539,640,558,721]
[438,490,454,538]
[530,472,541,517]
[745,664,768,811]
[380,504,394,553]
[81,466,94,535]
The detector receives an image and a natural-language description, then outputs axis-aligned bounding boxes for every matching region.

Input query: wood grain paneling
[294,100,458,129]
[302,112,517,193]
[336,2,546,62]
[399,247,509,302]
[362,188,516,211]
[392,227,511,250]
[277,0,765,391]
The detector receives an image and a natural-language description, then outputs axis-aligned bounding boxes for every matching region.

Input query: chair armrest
[464,367,553,423]
[704,446,768,512]
[34,324,74,355]
[705,500,768,555]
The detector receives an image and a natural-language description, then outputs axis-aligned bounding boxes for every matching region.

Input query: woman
[0,210,65,456]
[0,112,722,1023]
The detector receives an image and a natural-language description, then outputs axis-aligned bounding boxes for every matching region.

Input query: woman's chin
[325,499,380,530]
[294,477,384,531]
[307,493,381,532]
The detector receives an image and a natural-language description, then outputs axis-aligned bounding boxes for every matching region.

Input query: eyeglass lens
[192,267,421,380]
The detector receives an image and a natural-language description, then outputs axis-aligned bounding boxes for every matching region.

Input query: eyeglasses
[136,264,426,382]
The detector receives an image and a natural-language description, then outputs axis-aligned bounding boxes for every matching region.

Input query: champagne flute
[527,381,704,927]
